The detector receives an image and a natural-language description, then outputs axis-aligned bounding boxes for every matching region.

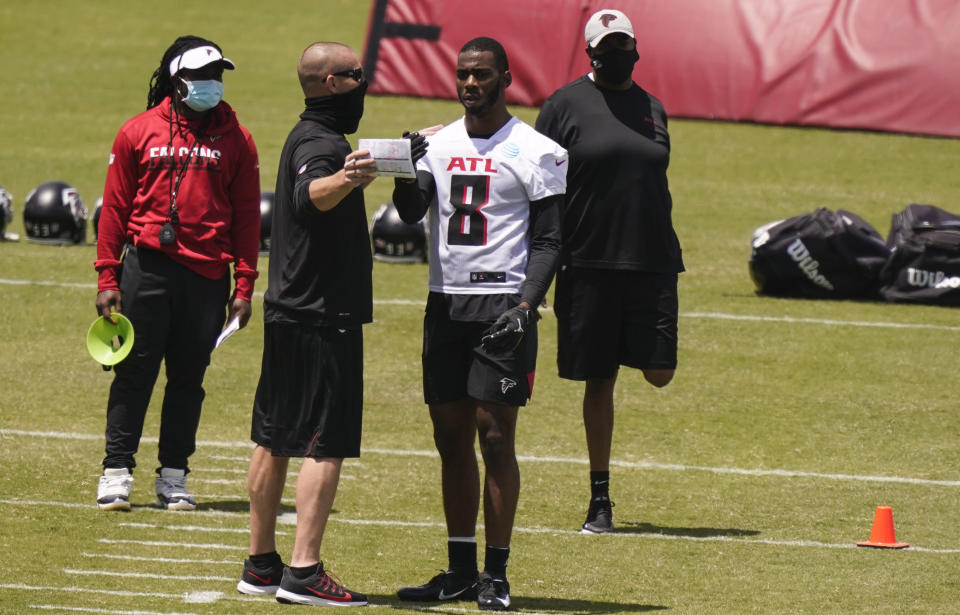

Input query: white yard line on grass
[117,521,286,535]
[207,454,255,462]
[63,568,234,582]
[684,310,960,331]
[81,552,237,566]
[191,474,353,483]
[186,477,244,485]
[8,584,391,610]
[0,278,98,289]
[5,276,960,331]
[96,538,244,551]
[2,584,186,600]
[29,605,196,615]
[1,498,958,553]
[194,467,305,481]
[3,428,959,488]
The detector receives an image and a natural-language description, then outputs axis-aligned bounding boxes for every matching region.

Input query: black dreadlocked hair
[146,35,222,110]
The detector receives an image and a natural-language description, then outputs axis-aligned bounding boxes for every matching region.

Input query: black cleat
[581,496,614,534]
[397,570,479,601]
[476,571,510,611]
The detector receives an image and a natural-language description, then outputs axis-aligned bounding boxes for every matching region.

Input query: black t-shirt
[535,75,684,273]
[263,111,373,326]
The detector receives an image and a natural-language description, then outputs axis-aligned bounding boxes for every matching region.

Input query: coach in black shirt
[237,41,373,606]
[535,8,684,534]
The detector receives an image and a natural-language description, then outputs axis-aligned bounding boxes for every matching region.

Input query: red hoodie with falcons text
[95,97,260,301]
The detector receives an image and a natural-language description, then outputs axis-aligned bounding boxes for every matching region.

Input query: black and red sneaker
[275,563,368,607]
[237,557,285,595]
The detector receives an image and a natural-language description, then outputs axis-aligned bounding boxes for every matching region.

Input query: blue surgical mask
[180,78,224,112]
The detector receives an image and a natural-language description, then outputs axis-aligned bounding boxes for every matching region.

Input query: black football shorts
[251,322,363,458]
[554,266,678,381]
[422,298,537,407]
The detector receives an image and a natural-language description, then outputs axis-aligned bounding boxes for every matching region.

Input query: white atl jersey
[418,116,567,295]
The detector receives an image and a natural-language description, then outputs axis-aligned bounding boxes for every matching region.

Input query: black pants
[102,246,229,472]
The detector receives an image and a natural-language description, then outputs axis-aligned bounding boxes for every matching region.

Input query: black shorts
[554,266,678,381]
[251,322,363,458]
[422,295,537,407]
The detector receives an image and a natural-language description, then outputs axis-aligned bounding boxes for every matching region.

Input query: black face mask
[591,48,639,84]
[332,80,368,134]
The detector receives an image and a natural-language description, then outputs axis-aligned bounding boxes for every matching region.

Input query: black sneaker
[237,558,285,595]
[275,563,367,606]
[397,570,478,601]
[476,571,510,611]
[581,496,614,534]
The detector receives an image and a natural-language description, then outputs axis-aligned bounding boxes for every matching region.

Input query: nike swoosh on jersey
[555,159,565,165]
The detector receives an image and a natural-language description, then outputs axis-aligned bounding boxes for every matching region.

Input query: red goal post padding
[362,0,960,138]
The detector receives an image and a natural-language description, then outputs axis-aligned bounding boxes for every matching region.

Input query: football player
[392,36,566,611]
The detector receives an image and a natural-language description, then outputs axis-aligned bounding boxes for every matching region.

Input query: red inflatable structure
[362,0,960,138]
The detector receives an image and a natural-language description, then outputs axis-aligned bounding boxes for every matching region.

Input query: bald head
[298,42,358,97]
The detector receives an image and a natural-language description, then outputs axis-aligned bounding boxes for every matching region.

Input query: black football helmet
[0,185,13,240]
[370,201,427,263]
[259,191,274,253]
[92,196,103,242]
[23,181,88,244]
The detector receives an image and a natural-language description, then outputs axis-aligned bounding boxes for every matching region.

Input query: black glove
[403,131,428,163]
[481,305,535,354]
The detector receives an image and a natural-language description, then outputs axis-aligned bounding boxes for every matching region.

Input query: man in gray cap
[536,9,684,534]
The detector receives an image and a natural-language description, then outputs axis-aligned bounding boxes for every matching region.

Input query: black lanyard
[166,109,209,226]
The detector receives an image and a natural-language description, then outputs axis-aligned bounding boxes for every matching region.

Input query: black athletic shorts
[554,266,678,380]
[251,322,363,458]
[422,294,537,407]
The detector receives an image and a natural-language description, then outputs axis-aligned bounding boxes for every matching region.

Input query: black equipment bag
[748,208,889,299]
[878,204,960,306]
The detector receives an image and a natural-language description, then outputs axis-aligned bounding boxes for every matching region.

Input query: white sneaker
[97,468,133,511]
[155,467,196,511]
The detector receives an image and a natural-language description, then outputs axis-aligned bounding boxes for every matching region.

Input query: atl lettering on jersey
[446,157,498,173]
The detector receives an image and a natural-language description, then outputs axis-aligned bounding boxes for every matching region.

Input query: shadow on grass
[371,594,667,613]
[618,521,759,538]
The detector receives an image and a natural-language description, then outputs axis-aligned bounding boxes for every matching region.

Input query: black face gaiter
[591,48,639,84]
[303,81,369,135]
[332,80,368,134]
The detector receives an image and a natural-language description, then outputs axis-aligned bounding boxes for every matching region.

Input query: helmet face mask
[370,201,427,263]
[23,181,88,245]
[92,196,103,242]
[259,191,274,253]
[0,186,13,239]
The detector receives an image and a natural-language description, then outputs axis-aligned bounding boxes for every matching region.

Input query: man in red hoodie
[94,35,260,512]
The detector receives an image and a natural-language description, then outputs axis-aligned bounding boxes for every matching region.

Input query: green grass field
[2,1,960,614]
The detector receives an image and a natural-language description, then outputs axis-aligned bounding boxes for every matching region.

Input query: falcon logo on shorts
[500,378,517,394]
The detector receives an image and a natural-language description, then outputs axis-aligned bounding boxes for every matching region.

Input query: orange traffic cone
[857,506,909,549]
